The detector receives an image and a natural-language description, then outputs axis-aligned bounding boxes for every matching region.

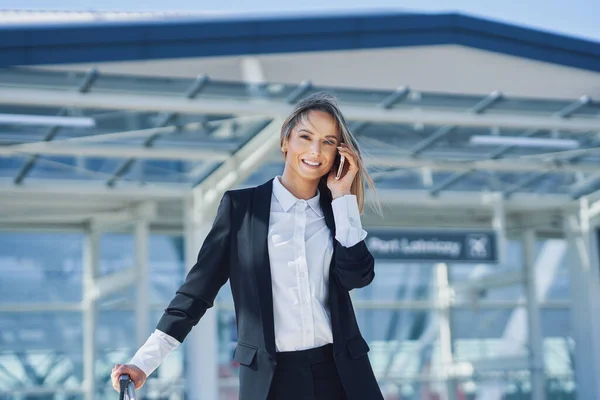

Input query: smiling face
[281,110,341,184]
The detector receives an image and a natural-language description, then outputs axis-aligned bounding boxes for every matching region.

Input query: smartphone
[335,154,345,180]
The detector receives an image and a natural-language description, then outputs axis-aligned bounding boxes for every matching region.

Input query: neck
[279,170,320,200]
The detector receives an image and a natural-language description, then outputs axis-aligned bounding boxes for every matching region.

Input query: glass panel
[99,233,134,276]
[487,97,575,115]
[536,239,570,301]
[0,156,25,178]
[451,240,524,303]
[353,262,435,302]
[91,74,193,97]
[150,235,185,304]
[0,232,83,302]
[393,91,484,111]
[356,309,439,380]
[24,156,129,182]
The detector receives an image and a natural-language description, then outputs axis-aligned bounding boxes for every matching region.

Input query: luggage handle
[119,374,136,400]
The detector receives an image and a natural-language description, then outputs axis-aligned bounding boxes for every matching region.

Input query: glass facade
[0,232,576,399]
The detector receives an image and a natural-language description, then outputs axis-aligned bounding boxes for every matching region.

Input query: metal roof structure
[1,11,600,231]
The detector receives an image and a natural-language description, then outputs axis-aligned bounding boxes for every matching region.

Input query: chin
[297,167,326,181]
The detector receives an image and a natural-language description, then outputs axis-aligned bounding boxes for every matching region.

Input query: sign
[366,229,498,263]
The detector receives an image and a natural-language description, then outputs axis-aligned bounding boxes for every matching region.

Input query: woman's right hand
[111,364,147,392]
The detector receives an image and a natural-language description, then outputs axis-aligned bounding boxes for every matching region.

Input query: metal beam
[0,113,96,127]
[107,74,210,187]
[12,141,596,173]
[368,153,600,173]
[8,142,600,173]
[410,91,503,156]
[0,178,188,199]
[435,263,457,400]
[0,202,156,226]
[88,268,137,301]
[1,143,231,162]
[13,68,98,185]
[524,229,547,400]
[192,118,284,215]
[351,85,410,133]
[82,225,99,400]
[2,87,599,131]
[8,120,223,148]
[454,269,524,294]
[492,192,508,266]
[375,188,574,209]
[135,214,151,351]
[503,172,550,198]
[570,173,600,199]
[0,303,81,312]
[429,96,593,195]
[285,80,313,103]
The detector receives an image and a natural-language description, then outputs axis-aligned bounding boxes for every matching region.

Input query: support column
[82,225,100,400]
[492,193,507,266]
[435,263,457,400]
[523,229,546,400]
[184,195,219,400]
[135,210,151,349]
[564,199,600,400]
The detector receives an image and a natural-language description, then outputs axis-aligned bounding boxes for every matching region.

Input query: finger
[116,365,129,374]
[337,145,356,158]
[337,148,357,170]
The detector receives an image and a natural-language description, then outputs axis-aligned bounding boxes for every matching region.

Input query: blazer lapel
[318,182,343,341]
[318,180,336,236]
[251,178,277,357]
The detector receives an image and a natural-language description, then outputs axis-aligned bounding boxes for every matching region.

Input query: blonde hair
[280,92,380,215]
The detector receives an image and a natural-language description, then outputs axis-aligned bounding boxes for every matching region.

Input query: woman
[111,92,384,400]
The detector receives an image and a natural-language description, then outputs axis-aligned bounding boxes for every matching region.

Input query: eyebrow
[298,128,339,142]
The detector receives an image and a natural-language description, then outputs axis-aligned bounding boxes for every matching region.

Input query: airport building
[1,9,600,400]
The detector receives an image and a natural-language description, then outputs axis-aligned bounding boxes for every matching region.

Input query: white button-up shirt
[269,175,365,352]
[129,177,367,376]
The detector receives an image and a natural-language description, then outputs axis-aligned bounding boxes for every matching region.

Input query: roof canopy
[1,11,599,229]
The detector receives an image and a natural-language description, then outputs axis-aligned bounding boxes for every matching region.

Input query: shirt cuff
[129,329,181,377]
[331,194,368,247]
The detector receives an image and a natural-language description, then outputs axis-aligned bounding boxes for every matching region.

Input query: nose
[309,140,322,155]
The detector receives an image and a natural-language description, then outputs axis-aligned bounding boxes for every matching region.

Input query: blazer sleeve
[333,239,375,291]
[156,191,233,342]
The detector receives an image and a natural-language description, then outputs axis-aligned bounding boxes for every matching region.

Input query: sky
[0,0,599,42]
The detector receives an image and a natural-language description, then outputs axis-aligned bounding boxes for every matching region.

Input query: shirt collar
[272,176,323,217]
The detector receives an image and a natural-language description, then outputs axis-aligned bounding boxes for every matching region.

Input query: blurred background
[1,1,600,399]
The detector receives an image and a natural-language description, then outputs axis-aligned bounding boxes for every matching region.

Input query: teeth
[303,160,320,166]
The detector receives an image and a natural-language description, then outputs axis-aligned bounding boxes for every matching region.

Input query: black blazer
[156,178,383,400]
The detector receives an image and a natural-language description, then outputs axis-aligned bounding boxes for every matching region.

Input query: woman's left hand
[327,143,359,199]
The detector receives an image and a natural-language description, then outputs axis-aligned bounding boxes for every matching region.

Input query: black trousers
[267,344,348,400]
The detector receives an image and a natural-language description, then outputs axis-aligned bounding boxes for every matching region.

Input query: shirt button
[349,217,355,223]
[299,272,305,278]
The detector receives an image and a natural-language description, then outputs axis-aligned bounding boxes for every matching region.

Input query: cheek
[287,138,305,154]
[323,148,337,167]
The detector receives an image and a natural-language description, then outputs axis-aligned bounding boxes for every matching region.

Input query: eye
[325,140,336,146]
[300,134,311,140]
